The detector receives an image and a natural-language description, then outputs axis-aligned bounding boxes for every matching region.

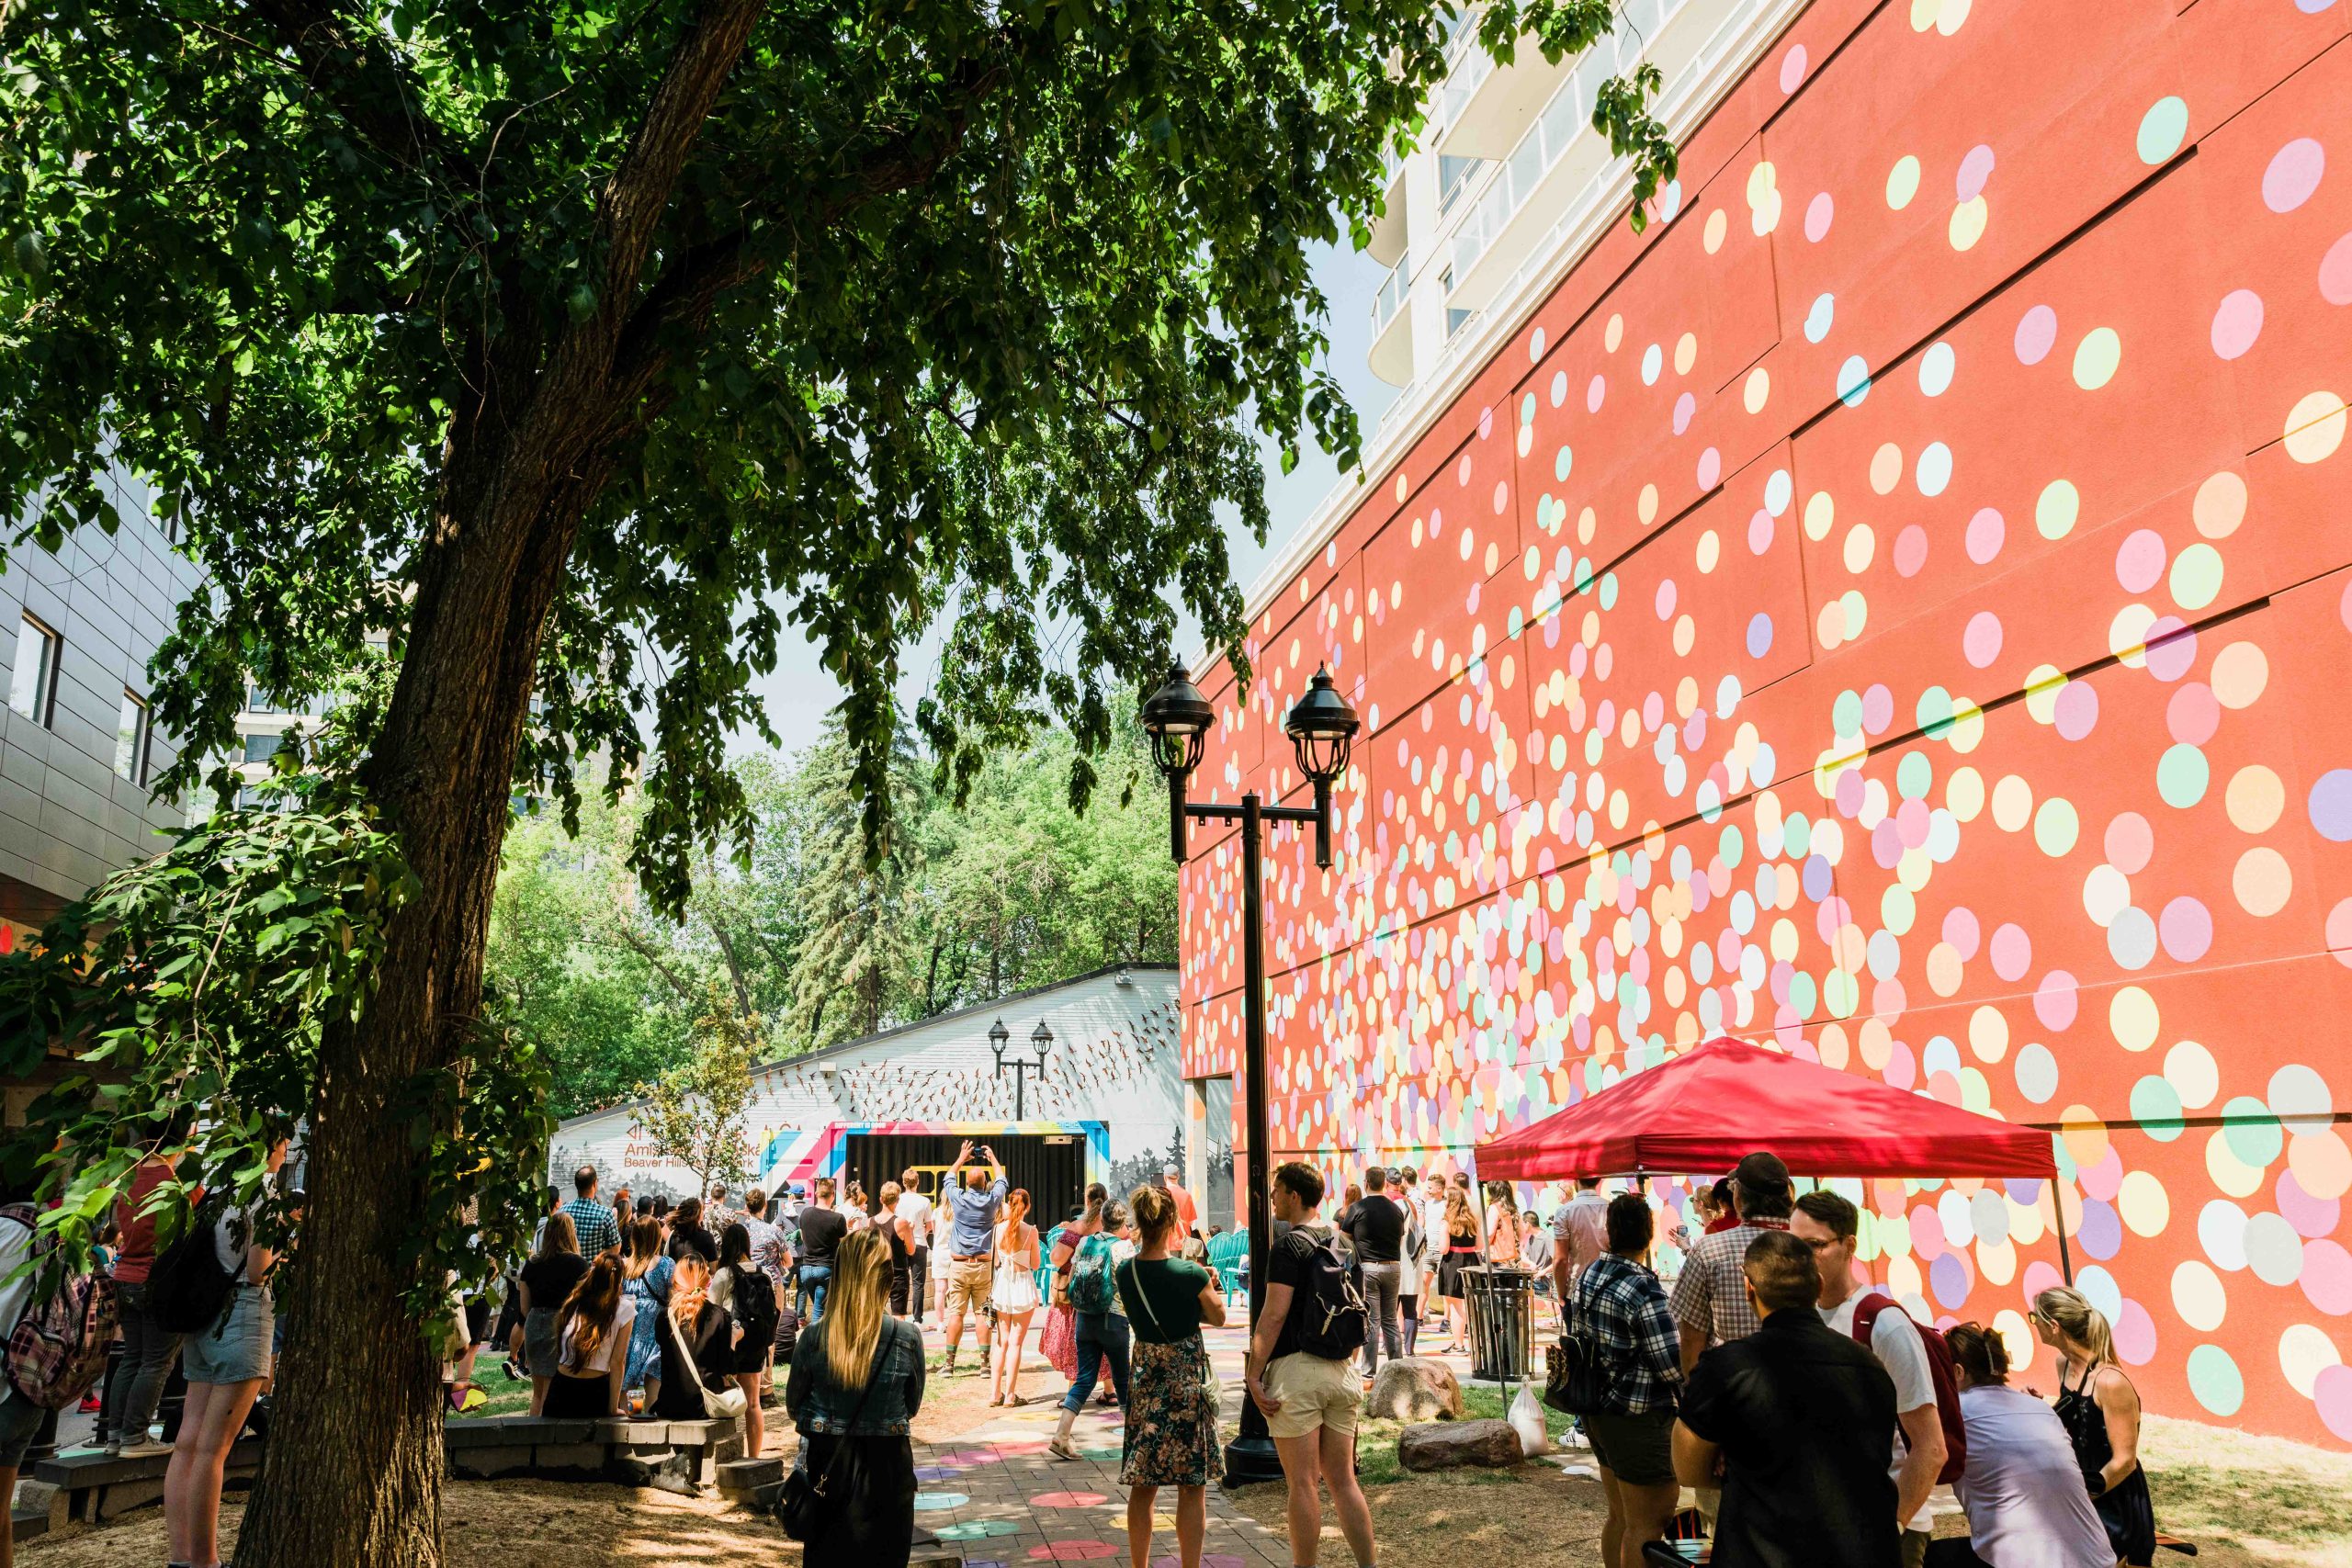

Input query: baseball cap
[1733,1151,1791,1192]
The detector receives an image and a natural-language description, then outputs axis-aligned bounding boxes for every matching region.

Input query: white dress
[989,1222,1040,1314]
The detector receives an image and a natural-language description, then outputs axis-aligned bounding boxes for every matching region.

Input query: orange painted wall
[1179,0,2352,1445]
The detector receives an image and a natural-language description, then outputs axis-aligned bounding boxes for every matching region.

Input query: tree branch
[236,0,467,183]
[616,924,699,1004]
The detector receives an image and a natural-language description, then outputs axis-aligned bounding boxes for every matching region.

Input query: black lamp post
[1141,660,1360,1486]
[991,1017,1053,1120]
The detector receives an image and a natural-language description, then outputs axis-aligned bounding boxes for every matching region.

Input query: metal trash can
[1463,1265,1535,1382]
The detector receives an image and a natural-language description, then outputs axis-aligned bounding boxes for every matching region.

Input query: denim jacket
[786,1315,927,1436]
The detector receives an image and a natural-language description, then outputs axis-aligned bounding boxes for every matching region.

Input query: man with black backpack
[1246,1162,1376,1568]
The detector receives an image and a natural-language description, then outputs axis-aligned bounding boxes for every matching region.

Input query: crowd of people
[6,1134,2168,1568]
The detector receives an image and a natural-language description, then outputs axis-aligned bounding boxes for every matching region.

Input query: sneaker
[119,1440,174,1459]
[500,1360,524,1383]
[103,1439,122,1459]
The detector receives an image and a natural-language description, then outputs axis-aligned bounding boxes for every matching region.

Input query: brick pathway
[910,1322,1287,1565]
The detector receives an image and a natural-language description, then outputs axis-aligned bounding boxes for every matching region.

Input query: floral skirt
[1121,1336,1218,1488]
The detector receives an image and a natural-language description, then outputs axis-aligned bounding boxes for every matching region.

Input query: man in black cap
[1669,1152,1794,1371]
[1672,1230,1900,1568]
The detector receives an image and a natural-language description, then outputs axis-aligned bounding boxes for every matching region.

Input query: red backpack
[1850,1292,1968,1485]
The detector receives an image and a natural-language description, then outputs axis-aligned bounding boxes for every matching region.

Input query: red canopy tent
[1476,1036,2057,1183]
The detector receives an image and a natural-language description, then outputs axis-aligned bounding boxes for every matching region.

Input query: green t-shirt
[1116,1256,1212,1344]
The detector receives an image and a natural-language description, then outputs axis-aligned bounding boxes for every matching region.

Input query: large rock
[1365,1357,1464,1423]
[1397,1417,1523,1472]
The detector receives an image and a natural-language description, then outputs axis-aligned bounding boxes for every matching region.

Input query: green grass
[450,1351,536,1419]
[1350,1375,1569,1487]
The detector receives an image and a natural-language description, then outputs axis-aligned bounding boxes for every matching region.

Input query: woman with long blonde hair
[786,1229,927,1567]
[620,1216,673,1408]
[2033,1285,2156,1564]
[989,1188,1042,1405]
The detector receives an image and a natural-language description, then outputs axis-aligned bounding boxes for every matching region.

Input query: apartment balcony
[1367,141,1411,267]
[1368,256,1415,387]
[1447,0,1757,309]
[1434,24,1571,160]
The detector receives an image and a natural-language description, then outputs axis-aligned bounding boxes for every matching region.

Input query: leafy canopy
[1,0,1668,892]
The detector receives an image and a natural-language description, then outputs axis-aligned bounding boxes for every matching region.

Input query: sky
[744,238,1399,761]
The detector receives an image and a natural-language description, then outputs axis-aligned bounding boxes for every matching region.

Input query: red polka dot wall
[1176,0,2352,1447]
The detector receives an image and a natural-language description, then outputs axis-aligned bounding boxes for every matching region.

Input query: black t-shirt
[797,1206,847,1269]
[1343,1195,1404,1263]
[520,1252,590,1314]
[670,1223,718,1264]
[1677,1309,1901,1568]
[1265,1223,1343,1362]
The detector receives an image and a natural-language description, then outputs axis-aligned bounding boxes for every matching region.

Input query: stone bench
[443,1415,745,1493]
[32,1438,264,1527]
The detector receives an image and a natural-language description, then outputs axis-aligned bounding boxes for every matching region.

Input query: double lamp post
[1139,660,1360,1486]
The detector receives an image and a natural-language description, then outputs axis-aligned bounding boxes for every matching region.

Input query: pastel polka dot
[2210,289,2264,360]
[2283,389,2346,463]
[1955,143,1996,202]
[2322,231,2352,306]
[1887,154,1922,210]
[2188,1344,2244,1416]
[2262,138,2326,213]
[2137,96,2189,164]
[2014,304,2058,365]
[2211,640,2268,708]
[1804,191,1837,245]
[1949,197,1988,251]
[2192,470,2247,538]
[2073,328,2122,390]
[2035,479,2079,538]
[2169,543,2223,610]
[1965,506,2006,564]
[1838,355,1872,405]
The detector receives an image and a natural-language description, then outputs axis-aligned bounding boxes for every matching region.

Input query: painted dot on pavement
[2137,96,2189,164]
[2073,328,2122,389]
[2188,1344,2244,1416]
[915,1492,971,1510]
[937,1520,1023,1540]
[2211,288,2265,360]
[1029,1543,1121,1561]
[2263,138,2326,213]
[2284,389,2347,463]
[1030,1492,1108,1508]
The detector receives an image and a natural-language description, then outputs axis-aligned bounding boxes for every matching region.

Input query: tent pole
[2053,1176,2075,1285]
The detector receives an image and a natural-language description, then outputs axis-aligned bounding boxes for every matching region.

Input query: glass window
[243,730,283,764]
[244,683,283,716]
[115,691,151,784]
[9,615,59,726]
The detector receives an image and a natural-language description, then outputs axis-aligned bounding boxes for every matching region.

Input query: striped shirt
[1668,1217,1790,1347]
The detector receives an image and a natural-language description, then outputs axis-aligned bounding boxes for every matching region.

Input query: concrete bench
[31,1438,264,1527]
[443,1415,745,1493]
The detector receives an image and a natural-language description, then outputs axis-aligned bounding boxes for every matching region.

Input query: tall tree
[785,722,926,1046]
[633,984,758,1200]
[3,2,1668,1561]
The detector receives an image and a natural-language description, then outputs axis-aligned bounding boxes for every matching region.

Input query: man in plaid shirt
[1669,1150,1794,1369]
[560,1165,620,1256]
[1573,1191,1686,1566]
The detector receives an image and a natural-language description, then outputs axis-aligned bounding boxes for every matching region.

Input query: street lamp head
[988,1017,1010,1064]
[1139,664,1213,780]
[1031,1020,1054,1066]
[1283,665,1360,785]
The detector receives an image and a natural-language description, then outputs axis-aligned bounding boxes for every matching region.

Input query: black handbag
[778,1331,886,1541]
[1543,1277,1610,1416]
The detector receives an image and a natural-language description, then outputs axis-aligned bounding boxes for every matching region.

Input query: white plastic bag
[1507,1382,1551,1457]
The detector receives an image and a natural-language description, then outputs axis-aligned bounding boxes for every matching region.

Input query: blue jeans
[798,1264,832,1324]
[1059,1312,1131,1413]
